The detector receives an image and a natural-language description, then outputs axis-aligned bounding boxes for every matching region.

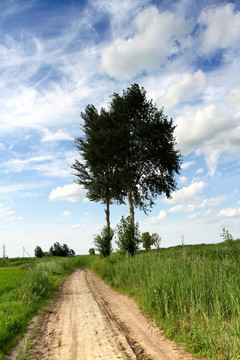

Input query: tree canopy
[109,84,181,224]
[73,84,181,244]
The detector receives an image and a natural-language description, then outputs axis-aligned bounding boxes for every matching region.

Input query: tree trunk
[128,189,134,225]
[105,199,110,235]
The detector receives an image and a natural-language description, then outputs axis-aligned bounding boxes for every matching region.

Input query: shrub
[94,227,114,257]
[116,216,140,256]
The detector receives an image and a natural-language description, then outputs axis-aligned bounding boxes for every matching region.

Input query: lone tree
[34,245,44,258]
[109,84,181,225]
[72,105,125,255]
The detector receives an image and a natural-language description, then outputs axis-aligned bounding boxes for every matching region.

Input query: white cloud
[164,181,207,204]
[60,210,72,216]
[200,196,227,208]
[0,204,23,221]
[198,3,240,54]
[225,87,240,111]
[101,6,192,78]
[158,70,206,109]
[181,161,195,170]
[49,183,86,202]
[175,104,240,175]
[179,176,187,184]
[175,105,230,155]
[218,208,240,218]
[187,208,213,220]
[0,151,74,178]
[41,128,73,143]
[145,210,167,225]
[196,168,204,174]
[70,224,87,229]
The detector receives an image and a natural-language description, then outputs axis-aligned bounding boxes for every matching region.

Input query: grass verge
[91,242,240,359]
[0,255,94,358]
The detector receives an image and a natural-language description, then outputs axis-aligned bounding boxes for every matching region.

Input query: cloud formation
[49,183,86,202]
[101,6,192,78]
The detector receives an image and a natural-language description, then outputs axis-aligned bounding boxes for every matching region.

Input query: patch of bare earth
[9,269,197,360]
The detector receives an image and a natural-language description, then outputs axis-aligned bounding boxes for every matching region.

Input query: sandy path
[13,269,196,360]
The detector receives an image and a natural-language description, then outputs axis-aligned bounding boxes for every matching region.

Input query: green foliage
[151,233,161,251]
[109,84,182,219]
[116,216,140,256]
[49,242,75,257]
[34,246,44,258]
[89,248,95,255]
[141,232,153,251]
[94,226,114,257]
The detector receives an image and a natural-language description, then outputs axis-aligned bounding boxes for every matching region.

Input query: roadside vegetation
[92,236,240,360]
[0,255,94,358]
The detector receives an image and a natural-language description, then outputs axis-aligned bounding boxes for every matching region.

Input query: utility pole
[3,244,6,259]
[23,247,31,257]
[181,234,184,246]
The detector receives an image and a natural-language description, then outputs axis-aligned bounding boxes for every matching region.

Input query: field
[0,239,239,359]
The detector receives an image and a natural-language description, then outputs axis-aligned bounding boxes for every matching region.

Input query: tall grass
[92,243,240,359]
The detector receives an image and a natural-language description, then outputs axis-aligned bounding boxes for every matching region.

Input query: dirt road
[14,269,196,360]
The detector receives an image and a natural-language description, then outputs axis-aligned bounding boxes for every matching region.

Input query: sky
[0,0,240,258]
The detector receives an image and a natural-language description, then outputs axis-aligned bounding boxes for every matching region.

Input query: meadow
[0,239,239,359]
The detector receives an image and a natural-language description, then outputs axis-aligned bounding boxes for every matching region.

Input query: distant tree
[116,216,141,256]
[34,246,44,258]
[49,242,75,257]
[89,248,95,255]
[151,233,161,251]
[141,232,153,252]
[94,226,114,257]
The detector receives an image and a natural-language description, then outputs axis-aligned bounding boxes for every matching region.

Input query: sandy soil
[9,269,196,360]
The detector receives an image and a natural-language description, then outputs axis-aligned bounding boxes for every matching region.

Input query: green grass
[0,267,28,296]
[92,240,240,359]
[0,255,95,357]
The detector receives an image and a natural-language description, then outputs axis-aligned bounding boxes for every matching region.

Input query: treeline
[34,242,75,258]
[72,84,181,256]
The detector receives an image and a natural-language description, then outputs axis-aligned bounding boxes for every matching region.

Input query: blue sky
[0,0,240,257]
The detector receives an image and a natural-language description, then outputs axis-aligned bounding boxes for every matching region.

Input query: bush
[116,216,140,256]
[94,226,114,257]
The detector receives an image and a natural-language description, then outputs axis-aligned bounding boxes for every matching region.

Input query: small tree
[151,233,161,251]
[94,226,114,257]
[141,232,153,251]
[34,246,44,258]
[116,216,140,256]
[89,248,95,255]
